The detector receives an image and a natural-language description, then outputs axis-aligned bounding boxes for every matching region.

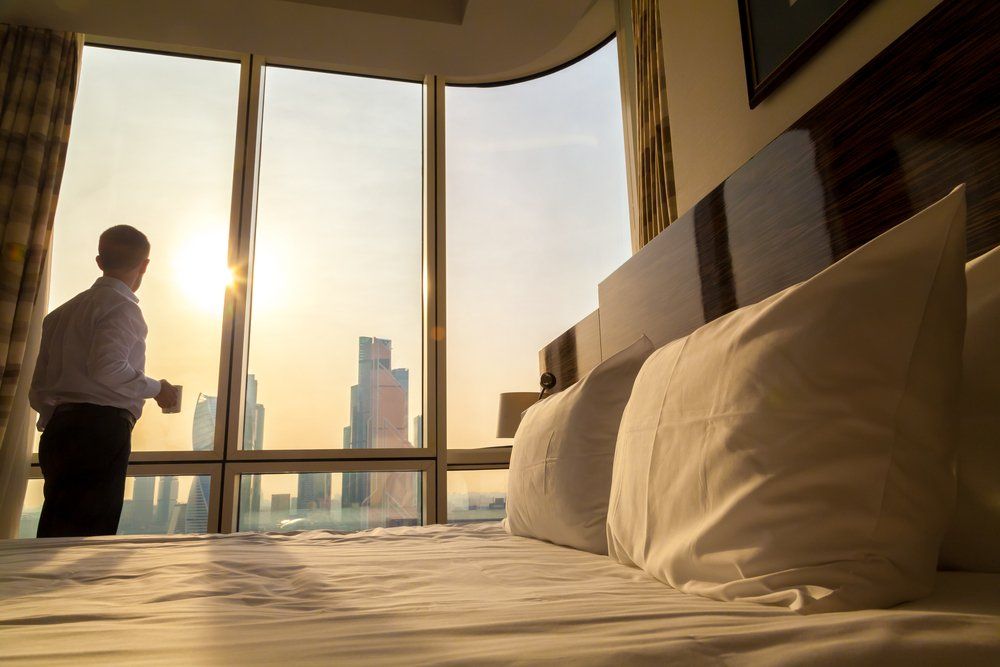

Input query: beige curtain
[618,0,678,252]
[0,24,82,538]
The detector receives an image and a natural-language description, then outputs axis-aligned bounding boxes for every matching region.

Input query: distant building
[154,475,178,532]
[297,472,331,511]
[270,494,291,513]
[343,337,411,453]
[340,337,418,528]
[188,377,265,532]
[185,394,216,533]
[128,476,156,532]
[167,503,187,534]
[413,415,423,448]
[240,375,266,530]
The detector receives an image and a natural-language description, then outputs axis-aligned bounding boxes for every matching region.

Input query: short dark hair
[98,225,150,271]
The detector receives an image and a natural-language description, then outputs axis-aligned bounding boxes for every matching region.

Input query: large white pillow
[606,186,967,613]
[940,244,1000,572]
[505,336,653,554]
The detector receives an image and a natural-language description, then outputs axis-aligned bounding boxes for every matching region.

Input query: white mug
[163,385,183,414]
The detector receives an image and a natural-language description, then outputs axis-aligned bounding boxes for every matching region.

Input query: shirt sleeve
[86,303,161,400]
[28,316,52,413]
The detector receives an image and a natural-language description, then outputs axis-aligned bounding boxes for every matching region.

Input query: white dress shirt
[29,276,161,430]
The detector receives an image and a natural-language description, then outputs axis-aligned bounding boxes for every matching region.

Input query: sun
[173,231,233,312]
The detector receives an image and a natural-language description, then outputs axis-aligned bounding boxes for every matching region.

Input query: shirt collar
[93,276,140,304]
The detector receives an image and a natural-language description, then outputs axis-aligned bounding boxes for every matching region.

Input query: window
[17,480,43,538]
[447,469,508,524]
[19,473,215,537]
[47,46,240,453]
[245,67,424,451]
[23,37,632,536]
[118,475,213,534]
[236,471,423,531]
[445,41,631,451]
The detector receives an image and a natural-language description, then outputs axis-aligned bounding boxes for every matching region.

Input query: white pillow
[940,245,1000,572]
[505,336,653,554]
[606,186,967,613]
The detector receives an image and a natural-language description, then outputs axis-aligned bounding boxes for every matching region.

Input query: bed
[3,1,999,664]
[1,523,999,666]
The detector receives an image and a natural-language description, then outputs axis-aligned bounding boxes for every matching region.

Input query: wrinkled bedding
[1,522,998,665]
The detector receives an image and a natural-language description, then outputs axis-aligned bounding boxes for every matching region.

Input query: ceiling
[279,0,470,25]
[0,0,615,83]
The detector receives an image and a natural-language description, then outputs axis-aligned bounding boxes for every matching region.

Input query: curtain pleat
[628,0,677,251]
[0,24,82,538]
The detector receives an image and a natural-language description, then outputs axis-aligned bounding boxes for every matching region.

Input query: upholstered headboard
[540,0,999,392]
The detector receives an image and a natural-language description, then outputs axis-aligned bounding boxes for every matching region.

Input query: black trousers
[37,404,132,538]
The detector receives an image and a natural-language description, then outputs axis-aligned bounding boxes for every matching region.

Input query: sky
[24,41,629,513]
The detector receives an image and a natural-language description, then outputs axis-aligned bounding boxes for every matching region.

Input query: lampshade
[496,392,539,438]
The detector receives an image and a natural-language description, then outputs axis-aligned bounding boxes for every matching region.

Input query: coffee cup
[163,384,183,414]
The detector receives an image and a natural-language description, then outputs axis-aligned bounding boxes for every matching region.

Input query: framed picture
[739,0,871,108]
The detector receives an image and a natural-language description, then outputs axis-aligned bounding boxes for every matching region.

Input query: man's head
[96,225,150,291]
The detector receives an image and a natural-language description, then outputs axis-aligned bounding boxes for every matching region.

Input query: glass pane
[43,46,239,451]
[445,41,631,449]
[18,479,44,538]
[447,469,508,524]
[246,67,423,450]
[18,474,212,537]
[237,471,422,532]
[119,475,212,534]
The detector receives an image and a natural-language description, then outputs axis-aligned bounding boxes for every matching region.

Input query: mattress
[1,522,997,666]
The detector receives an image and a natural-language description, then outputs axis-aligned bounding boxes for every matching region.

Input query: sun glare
[174,231,232,311]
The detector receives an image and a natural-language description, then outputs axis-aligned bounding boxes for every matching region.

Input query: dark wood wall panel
[539,309,602,392]
[595,0,999,359]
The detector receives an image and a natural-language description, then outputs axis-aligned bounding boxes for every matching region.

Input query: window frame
[25,33,624,532]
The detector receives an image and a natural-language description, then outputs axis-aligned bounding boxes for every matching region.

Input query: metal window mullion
[227,447,435,461]
[219,54,267,533]
[424,75,447,525]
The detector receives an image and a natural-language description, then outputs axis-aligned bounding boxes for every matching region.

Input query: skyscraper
[154,475,178,532]
[185,394,216,533]
[341,337,418,528]
[270,494,291,514]
[188,376,266,532]
[240,375,266,530]
[129,476,156,532]
[344,337,411,452]
[297,472,331,511]
[413,415,423,449]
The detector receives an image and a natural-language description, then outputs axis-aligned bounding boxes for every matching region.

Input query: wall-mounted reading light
[539,372,557,400]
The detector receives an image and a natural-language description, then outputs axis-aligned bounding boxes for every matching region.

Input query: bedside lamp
[496,392,539,438]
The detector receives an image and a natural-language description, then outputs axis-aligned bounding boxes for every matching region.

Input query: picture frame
[738,0,872,108]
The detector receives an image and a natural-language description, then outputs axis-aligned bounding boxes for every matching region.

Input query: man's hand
[155,380,180,410]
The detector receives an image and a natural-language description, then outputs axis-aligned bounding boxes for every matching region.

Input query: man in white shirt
[29,225,179,537]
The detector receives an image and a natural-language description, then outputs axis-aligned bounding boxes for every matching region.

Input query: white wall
[658,0,943,215]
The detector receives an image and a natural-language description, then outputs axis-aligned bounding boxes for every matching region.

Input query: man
[29,225,179,537]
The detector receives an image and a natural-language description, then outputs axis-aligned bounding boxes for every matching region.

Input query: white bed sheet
[1,522,998,666]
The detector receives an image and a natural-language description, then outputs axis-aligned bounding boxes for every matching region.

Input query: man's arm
[28,316,52,413]
[87,303,161,399]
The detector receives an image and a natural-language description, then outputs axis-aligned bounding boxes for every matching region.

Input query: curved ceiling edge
[0,0,616,82]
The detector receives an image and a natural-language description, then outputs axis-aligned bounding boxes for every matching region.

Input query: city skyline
[20,37,624,534]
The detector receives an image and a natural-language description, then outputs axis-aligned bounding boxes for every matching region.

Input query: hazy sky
[26,41,628,513]
[447,42,630,451]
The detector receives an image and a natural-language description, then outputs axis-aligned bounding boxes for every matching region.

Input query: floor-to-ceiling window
[236,65,425,532]
[443,39,631,519]
[19,36,631,535]
[21,45,239,536]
